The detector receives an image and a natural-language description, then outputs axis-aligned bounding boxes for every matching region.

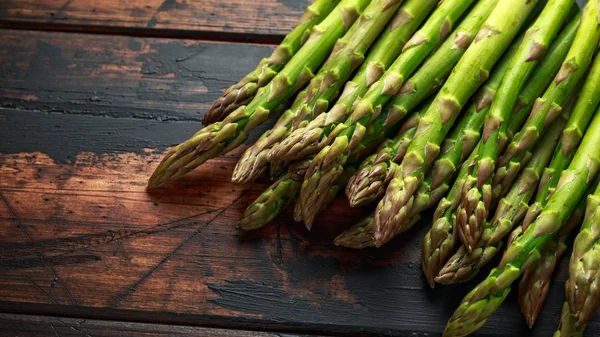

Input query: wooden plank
[0,31,599,337]
[0,0,305,40]
[0,29,274,126]
[4,143,593,337]
[0,313,323,336]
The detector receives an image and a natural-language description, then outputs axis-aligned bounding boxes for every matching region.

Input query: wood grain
[0,29,274,129]
[1,23,600,337]
[0,0,307,41]
[0,313,323,336]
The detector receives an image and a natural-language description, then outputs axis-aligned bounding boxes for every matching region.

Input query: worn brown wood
[0,29,275,126]
[1,18,600,337]
[0,313,323,336]
[0,0,306,41]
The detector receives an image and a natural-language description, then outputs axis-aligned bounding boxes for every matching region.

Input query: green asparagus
[345,114,419,207]
[269,0,477,162]
[334,213,421,249]
[554,302,586,337]
[421,15,579,287]
[231,0,405,184]
[524,52,600,230]
[455,0,574,252]
[566,178,600,325]
[373,0,539,247]
[237,173,301,231]
[494,2,600,190]
[345,0,503,207]
[518,195,586,328]
[203,0,341,124]
[436,114,566,285]
[148,0,369,188]
[443,36,600,335]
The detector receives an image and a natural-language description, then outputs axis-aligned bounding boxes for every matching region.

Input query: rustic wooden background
[0,1,598,336]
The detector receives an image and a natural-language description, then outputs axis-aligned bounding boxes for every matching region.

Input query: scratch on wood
[109,193,246,307]
[25,275,59,305]
[1,192,78,305]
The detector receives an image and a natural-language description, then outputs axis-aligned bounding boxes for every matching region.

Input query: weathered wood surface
[0,313,323,336]
[1,20,600,337]
[0,0,306,40]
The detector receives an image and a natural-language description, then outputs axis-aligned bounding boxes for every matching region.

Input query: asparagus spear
[147,0,369,188]
[203,0,341,124]
[524,52,600,230]
[299,98,431,227]
[436,114,566,285]
[373,0,539,247]
[269,0,477,162]
[237,173,301,231]
[292,163,356,226]
[345,0,503,207]
[400,32,525,218]
[334,213,421,249]
[298,1,508,226]
[443,50,600,337]
[231,0,406,184]
[345,115,418,207]
[566,178,600,325]
[422,150,478,287]
[554,302,586,337]
[243,0,439,183]
[494,1,600,190]
[455,0,575,252]
[421,16,580,287]
[518,196,586,328]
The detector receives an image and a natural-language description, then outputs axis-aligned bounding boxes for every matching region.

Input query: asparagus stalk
[237,173,301,231]
[455,0,575,252]
[292,163,356,226]
[297,1,507,227]
[443,48,600,337]
[421,16,580,287]
[373,0,539,247]
[269,0,477,162]
[436,115,566,285]
[334,214,375,248]
[334,213,421,249]
[147,0,369,188]
[524,52,600,230]
[402,33,524,218]
[345,114,419,207]
[553,302,586,337]
[494,1,600,189]
[299,98,431,227]
[203,0,341,124]
[566,178,600,325]
[422,150,478,287]
[345,0,503,207]
[231,0,406,184]
[518,195,586,328]
[254,0,438,182]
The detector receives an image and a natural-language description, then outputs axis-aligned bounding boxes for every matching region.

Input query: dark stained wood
[0,0,307,41]
[0,313,323,336]
[0,29,274,128]
[0,19,600,337]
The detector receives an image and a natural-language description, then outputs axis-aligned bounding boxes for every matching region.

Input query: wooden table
[0,1,598,336]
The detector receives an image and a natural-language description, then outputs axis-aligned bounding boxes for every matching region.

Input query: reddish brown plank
[0,136,599,336]
[0,0,306,40]
[0,313,323,336]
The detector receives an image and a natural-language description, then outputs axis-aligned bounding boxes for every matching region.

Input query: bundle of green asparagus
[147,0,600,333]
